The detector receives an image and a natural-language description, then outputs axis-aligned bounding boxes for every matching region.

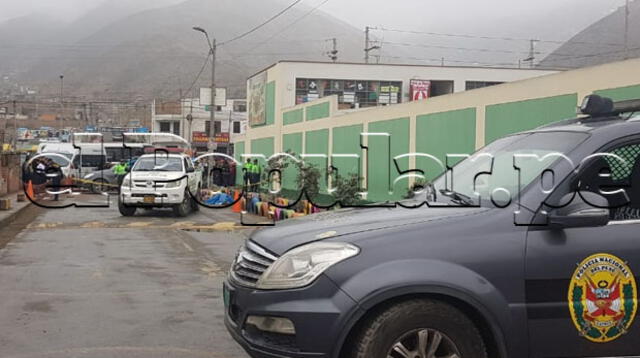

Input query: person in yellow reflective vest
[112,160,127,188]
[243,159,252,190]
[251,159,261,192]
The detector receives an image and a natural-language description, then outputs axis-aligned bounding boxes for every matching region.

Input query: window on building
[173,122,180,136]
[205,121,210,135]
[214,121,221,134]
[465,81,503,91]
[233,121,241,133]
[430,81,455,97]
[295,78,402,108]
[159,122,171,133]
[233,101,247,113]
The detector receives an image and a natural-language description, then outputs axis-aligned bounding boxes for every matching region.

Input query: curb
[0,200,33,229]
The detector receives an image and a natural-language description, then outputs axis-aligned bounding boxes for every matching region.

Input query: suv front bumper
[120,186,185,207]
[224,275,359,358]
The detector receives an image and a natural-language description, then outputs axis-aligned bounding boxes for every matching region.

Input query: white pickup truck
[118,153,202,217]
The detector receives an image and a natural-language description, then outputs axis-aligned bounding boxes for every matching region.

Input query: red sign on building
[192,131,209,143]
[410,80,431,101]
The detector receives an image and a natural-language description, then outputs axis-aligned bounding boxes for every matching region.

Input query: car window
[132,157,183,172]
[429,131,589,205]
[578,142,640,221]
[79,155,106,167]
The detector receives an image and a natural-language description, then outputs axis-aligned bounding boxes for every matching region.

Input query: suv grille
[230,241,278,288]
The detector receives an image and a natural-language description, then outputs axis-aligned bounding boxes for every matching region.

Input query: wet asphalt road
[0,195,252,358]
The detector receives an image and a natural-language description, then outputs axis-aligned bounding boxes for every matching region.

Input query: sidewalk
[0,192,32,228]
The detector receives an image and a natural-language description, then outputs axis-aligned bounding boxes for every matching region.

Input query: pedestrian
[251,159,261,192]
[112,160,127,189]
[45,159,62,201]
[243,158,251,191]
[221,160,231,188]
[201,158,208,187]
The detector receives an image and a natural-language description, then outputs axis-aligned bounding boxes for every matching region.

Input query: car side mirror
[186,167,195,173]
[548,191,610,229]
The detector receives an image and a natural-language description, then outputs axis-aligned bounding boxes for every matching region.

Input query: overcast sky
[0,0,627,37]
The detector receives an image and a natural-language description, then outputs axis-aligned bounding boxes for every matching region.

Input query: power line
[180,52,211,100]
[380,55,521,68]
[374,27,625,47]
[380,41,535,55]
[219,0,305,46]
[241,0,331,54]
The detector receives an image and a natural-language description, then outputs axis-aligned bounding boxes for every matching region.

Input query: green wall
[367,117,410,202]
[485,94,577,144]
[306,102,330,121]
[595,84,640,102]
[332,124,363,180]
[251,137,274,158]
[282,133,303,190]
[416,108,476,181]
[283,108,304,125]
[234,141,245,185]
[305,129,329,193]
[265,81,276,126]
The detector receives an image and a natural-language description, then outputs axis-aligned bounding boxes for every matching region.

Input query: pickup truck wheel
[348,299,486,358]
[173,191,191,217]
[191,185,201,212]
[118,198,136,217]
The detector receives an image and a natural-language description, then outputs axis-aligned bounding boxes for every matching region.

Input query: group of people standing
[22,155,64,201]
[203,159,236,188]
[243,158,262,192]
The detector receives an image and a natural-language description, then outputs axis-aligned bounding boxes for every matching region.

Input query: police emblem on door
[568,253,637,342]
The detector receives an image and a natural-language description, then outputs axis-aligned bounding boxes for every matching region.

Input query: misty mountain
[2,0,367,100]
[539,0,640,69]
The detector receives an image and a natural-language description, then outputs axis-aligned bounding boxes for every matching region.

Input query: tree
[331,173,362,207]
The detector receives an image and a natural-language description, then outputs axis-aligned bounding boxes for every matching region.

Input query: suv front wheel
[118,197,136,217]
[173,190,191,217]
[348,299,487,358]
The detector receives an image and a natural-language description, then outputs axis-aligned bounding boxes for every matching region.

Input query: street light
[58,75,65,131]
[193,26,217,152]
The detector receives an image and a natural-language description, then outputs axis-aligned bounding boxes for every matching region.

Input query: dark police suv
[224,95,640,358]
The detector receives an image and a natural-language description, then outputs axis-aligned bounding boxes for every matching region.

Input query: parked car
[83,168,117,193]
[118,153,202,217]
[224,96,640,358]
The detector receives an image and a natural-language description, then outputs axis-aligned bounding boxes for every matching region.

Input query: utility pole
[193,26,217,152]
[59,74,64,130]
[522,39,539,68]
[624,0,630,60]
[365,26,370,63]
[327,38,338,62]
[12,100,17,149]
[364,27,380,64]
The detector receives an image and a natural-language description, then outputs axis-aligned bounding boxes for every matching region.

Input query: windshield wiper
[439,189,476,206]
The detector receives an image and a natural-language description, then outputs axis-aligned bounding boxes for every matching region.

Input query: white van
[38,142,107,178]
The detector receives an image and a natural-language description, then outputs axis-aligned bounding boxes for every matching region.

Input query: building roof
[249,59,563,80]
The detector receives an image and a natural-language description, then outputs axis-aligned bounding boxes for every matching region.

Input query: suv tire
[191,185,201,212]
[348,299,487,358]
[118,197,136,217]
[173,190,191,217]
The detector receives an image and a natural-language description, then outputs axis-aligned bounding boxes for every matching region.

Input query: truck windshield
[132,157,183,172]
[429,131,589,205]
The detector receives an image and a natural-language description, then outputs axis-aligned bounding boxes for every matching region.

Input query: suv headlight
[165,179,183,189]
[256,242,359,290]
[120,176,132,189]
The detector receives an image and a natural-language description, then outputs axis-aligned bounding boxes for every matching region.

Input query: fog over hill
[1,0,367,100]
[0,0,631,100]
[539,0,640,69]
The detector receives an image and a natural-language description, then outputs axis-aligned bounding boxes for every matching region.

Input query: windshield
[132,157,183,172]
[428,131,589,206]
[41,154,70,166]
